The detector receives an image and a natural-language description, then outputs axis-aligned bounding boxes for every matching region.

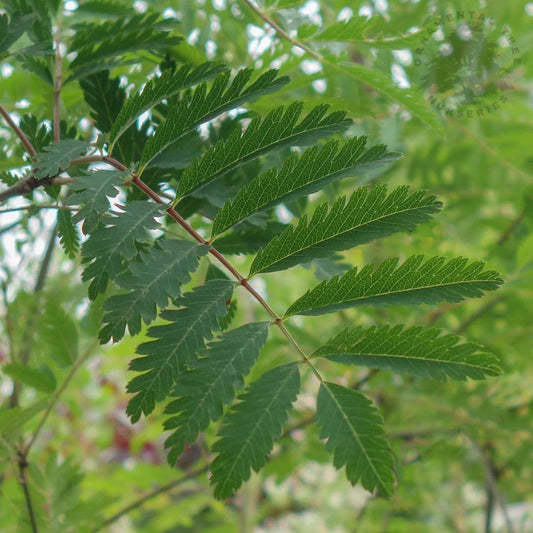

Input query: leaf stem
[0,104,36,157]
[92,465,209,532]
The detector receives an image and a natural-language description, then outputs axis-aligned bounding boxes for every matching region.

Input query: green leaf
[81,202,163,299]
[99,239,208,343]
[56,208,79,258]
[285,256,503,317]
[316,382,395,496]
[41,302,79,366]
[33,139,91,178]
[164,322,270,464]
[126,279,234,422]
[139,68,290,171]
[214,222,289,255]
[177,101,353,197]
[109,62,227,148]
[211,363,300,499]
[66,170,126,234]
[79,70,125,134]
[2,363,56,393]
[313,325,502,381]
[0,403,45,437]
[250,186,442,275]
[212,138,401,237]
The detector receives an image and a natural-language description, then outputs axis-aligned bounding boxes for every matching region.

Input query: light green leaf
[33,139,91,179]
[250,186,441,275]
[126,279,234,422]
[2,363,56,393]
[67,170,126,234]
[56,208,79,258]
[211,363,300,499]
[177,101,353,197]
[0,403,45,437]
[316,382,395,496]
[99,239,208,343]
[139,68,290,171]
[81,202,163,299]
[164,322,270,464]
[212,138,401,237]
[41,302,79,366]
[313,325,502,380]
[109,62,227,148]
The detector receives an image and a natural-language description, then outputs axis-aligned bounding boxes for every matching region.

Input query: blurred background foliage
[0,0,532,531]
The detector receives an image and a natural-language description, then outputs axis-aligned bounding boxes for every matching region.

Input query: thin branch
[496,207,527,246]
[53,24,63,143]
[92,465,209,532]
[0,175,76,203]
[0,104,36,157]
[17,453,39,533]
[0,204,76,214]
[454,295,504,335]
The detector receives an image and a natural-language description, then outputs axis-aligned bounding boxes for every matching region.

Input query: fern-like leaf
[109,62,227,148]
[81,202,163,299]
[316,382,395,496]
[139,68,290,171]
[126,279,234,422]
[210,363,300,499]
[177,101,353,197]
[212,138,401,237]
[285,256,503,317]
[33,139,91,178]
[99,239,208,343]
[313,325,502,380]
[56,208,79,258]
[250,186,441,275]
[164,322,269,464]
[67,170,126,234]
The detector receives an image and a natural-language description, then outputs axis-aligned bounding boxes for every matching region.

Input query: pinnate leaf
[286,256,503,316]
[316,382,395,496]
[177,101,353,197]
[212,137,401,236]
[67,170,126,234]
[211,363,300,499]
[139,68,290,170]
[109,62,227,147]
[126,279,234,422]
[81,202,163,299]
[33,139,91,178]
[164,322,269,464]
[250,185,441,275]
[313,325,502,380]
[99,239,208,343]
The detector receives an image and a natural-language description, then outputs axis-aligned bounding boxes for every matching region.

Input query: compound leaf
[250,185,441,275]
[211,363,300,499]
[212,137,401,237]
[33,139,91,178]
[177,101,353,197]
[99,239,208,343]
[313,325,502,381]
[126,279,234,422]
[164,322,269,464]
[139,68,290,171]
[316,382,395,496]
[285,256,503,316]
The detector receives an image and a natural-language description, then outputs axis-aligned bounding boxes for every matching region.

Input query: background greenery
[0,0,531,531]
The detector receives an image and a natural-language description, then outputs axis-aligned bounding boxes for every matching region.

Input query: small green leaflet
[212,137,401,237]
[249,186,442,275]
[126,279,234,423]
[56,208,79,258]
[41,301,79,366]
[81,202,163,300]
[33,139,91,178]
[99,239,208,343]
[0,403,45,437]
[164,322,270,465]
[66,170,126,234]
[312,325,502,381]
[285,256,503,317]
[210,363,300,499]
[109,62,227,147]
[2,363,56,393]
[177,101,353,197]
[316,382,395,496]
[139,68,290,171]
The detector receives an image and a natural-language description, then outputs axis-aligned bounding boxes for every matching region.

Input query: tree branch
[0,175,76,204]
[17,452,39,533]
[0,104,36,157]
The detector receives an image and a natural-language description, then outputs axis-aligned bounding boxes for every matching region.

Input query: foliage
[0,1,531,532]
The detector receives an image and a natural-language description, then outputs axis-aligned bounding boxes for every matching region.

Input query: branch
[0,175,76,203]
[53,23,63,143]
[17,452,39,533]
[92,465,209,532]
[0,104,36,157]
